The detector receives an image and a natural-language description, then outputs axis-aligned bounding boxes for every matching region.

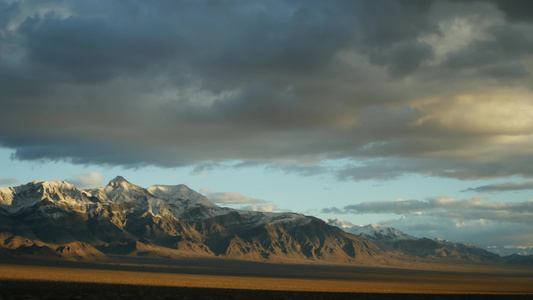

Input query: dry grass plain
[0,257,532,299]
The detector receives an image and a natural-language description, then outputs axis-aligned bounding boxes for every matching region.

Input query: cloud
[323,196,533,223]
[463,180,533,193]
[199,187,211,195]
[382,215,533,248]
[241,204,279,213]
[204,191,266,205]
[2,0,533,181]
[369,40,434,77]
[0,178,17,186]
[492,0,533,22]
[321,207,345,215]
[201,188,279,211]
[65,172,103,189]
[442,22,533,78]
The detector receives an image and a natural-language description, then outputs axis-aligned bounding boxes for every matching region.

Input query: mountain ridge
[326,218,504,264]
[2,177,530,267]
[0,177,386,264]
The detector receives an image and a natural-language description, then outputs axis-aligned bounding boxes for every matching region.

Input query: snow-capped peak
[326,218,416,242]
[0,180,91,213]
[86,176,147,204]
[352,224,416,242]
[147,184,217,207]
[1,177,306,228]
[107,176,133,188]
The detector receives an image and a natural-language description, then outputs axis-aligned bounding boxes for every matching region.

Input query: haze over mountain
[326,218,506,264]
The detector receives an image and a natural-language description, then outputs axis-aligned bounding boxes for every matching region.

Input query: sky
[1,0,533,253]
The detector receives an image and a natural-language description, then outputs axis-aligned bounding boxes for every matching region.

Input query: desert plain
[0,257,532,299]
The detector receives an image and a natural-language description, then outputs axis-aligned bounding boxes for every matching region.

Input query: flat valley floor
[0,257,532,299]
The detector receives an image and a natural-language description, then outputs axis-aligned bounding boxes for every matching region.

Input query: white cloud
[65,172,103,189]
[241,204,279,213]
[201,189,279,212]
[0,178,17,186]
[323,194,533,248]
[199,187,211,195]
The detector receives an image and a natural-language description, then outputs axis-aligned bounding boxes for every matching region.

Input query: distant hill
[326,218,502,263]
[486,246,533,257]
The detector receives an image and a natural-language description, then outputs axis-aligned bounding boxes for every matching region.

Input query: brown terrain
[0,256,532,299]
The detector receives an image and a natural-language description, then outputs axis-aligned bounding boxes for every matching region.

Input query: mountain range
[0,177,530,266]
[0,177,384,264]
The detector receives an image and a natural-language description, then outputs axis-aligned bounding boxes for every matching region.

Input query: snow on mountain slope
[0,176,309,228]
[326,218,356,229]
[352,224,417,242]
[266,212,311,225]
[85,176,149,204]
[326,219,416,242]
[147,184,217,207]
[146,184,231,220]
[0,180,94,213]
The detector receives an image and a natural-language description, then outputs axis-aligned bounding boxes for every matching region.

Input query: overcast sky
[1,0,533,253]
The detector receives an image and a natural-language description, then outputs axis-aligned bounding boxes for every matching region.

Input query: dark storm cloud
[492,0,533,22]
[443,23,533,78]
[354,0,436,47]
[0,1,19,28]
[369,40,434,77]
[335,158,533,181]
[1,0,533,180]
[18,14,178,83]
[482,62,530,79]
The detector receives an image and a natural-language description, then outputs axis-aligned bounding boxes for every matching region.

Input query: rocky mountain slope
[0,177,385,263]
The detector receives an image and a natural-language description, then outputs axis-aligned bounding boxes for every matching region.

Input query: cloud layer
[65,172,103,189]
[202,188,279,212]
[323,195,533,247]
[1,0,533,180]
[464,180,533,193]
[323,196,533,223]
